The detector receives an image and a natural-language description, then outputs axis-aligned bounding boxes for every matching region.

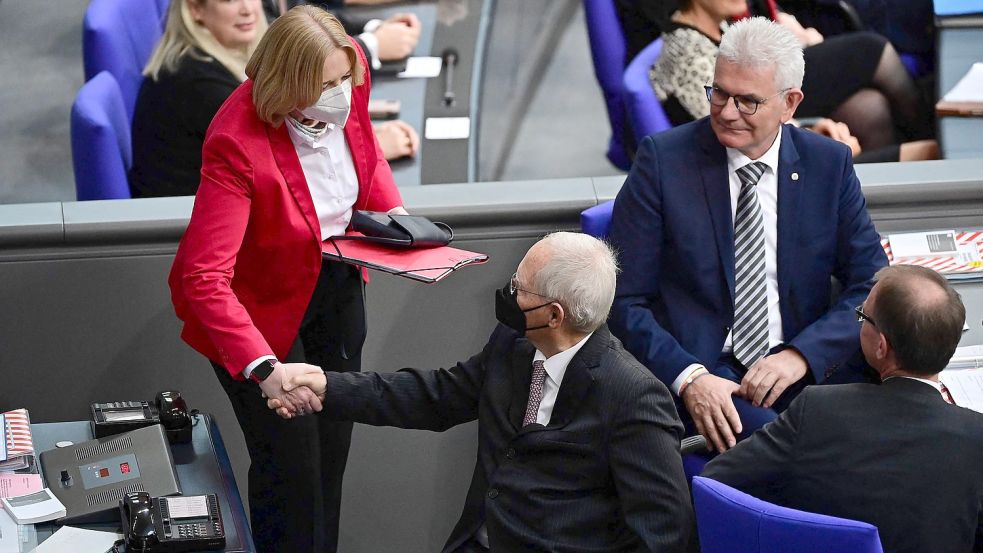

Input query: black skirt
[798,32,889,117]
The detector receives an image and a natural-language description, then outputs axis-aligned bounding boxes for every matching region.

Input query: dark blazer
[702,378,983,553]
[608,118,888,387]
[129,51,239,198]
[320,324,695,552]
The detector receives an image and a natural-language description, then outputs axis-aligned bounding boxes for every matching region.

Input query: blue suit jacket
[608,118,888,387]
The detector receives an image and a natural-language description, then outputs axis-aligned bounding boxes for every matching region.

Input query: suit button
[505,448,516,459]
[487,488,499,499]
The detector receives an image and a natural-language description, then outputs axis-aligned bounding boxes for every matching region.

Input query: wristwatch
[249,359,277,384]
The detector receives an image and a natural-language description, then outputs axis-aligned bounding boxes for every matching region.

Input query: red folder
[322,234,489,283]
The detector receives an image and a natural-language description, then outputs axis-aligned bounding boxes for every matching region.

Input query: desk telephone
[120,491,225,552]
[91,391,193,444]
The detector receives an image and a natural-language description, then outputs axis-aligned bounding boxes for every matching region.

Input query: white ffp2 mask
[299,79,352,127]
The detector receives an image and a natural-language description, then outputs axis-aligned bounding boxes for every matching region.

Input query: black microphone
[680,434,709,455]
[442,48,459,107]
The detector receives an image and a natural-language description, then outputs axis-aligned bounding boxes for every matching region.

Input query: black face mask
[495,284,552,335]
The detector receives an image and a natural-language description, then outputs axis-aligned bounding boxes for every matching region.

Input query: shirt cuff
[671,363,707,396]
[242,355,277,380]
[358,31,382,70]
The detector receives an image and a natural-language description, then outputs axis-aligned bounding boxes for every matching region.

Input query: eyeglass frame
[855,304,877,328]
[704,84,792,116]
[509,272,557,302]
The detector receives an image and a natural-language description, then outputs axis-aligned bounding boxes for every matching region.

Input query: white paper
[888,230,959,259]
[0,510,37,553]
[942,62,983,102]
[425,117,471,140]
[397,56,442,78]
[166,495,209,519]
[946,344,983,370]
[940,368,983,413]
[27,526,121,553]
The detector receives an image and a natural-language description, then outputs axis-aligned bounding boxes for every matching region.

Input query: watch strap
[249,359,277,383]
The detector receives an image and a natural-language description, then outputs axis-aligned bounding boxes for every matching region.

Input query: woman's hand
[776,12,824,46]
[374,120,420,160]
[374,13,422,61]
[809,118,862,157]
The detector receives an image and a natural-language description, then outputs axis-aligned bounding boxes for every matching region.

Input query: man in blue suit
[609,17,888,453]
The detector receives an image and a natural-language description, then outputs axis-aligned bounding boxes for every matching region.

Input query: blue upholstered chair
[155,0,170,24]
[83,0,164,120]
[583,0,632,171]
[692,476,885,553]
[71,72,133,201]
[622,38,674,144]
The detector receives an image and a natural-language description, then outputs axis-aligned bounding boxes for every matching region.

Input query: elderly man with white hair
[270,232,695,553]
[610,17,888,454]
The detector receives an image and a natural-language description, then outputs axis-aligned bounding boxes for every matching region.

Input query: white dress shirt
[242,117,359,379]
[476,331,594,546]
[672,128,785,395]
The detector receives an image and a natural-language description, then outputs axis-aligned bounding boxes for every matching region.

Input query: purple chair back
[583,0,632,170]
[580,201,616,239]
[71,72,133,201]
[623,38,673,143]
[692,476,885,553]
[83,0,164,120]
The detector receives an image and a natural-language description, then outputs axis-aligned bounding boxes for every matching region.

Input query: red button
[120,462,130,474]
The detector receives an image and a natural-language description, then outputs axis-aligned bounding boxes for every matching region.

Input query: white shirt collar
[726,123,783,176]
[885,375,942,392]
[285,116,338,149]
[533,332,594,388]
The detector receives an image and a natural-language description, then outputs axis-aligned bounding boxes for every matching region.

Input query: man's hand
[682,374,742,453]
[374,120,419,160]
[268,370,329,419]
[809,118,862,157]
[737,349,808,409]
[258,363,322,418]
[374,14,422,61]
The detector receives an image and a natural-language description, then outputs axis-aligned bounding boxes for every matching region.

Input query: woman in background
[129,0,417,198]
[169,6,404,551]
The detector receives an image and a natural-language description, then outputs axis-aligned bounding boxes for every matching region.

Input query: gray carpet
[0,0,621,205]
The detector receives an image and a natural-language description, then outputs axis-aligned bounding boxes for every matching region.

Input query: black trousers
[211,261,365,552]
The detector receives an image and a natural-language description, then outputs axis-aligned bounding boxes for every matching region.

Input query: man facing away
[608,17,888,452]
[703,265,983,553]
[271,232,695,553]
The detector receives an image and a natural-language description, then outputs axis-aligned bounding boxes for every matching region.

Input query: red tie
[940,383,956,405]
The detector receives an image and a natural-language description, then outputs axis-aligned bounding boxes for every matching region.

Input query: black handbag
[343,210,453,248]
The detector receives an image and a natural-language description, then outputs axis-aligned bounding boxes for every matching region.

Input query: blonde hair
[144,0,267,82]
[246,5,365,126]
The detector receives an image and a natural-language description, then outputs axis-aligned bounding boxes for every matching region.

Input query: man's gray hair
[533,232,619,334]
[718,16,805,91]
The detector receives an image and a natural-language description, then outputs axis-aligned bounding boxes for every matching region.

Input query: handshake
[259,362,329,419]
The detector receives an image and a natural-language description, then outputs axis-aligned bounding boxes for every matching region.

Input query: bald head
[868,265,965,376]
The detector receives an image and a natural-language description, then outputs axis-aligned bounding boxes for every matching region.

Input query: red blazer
[169,44,402,378]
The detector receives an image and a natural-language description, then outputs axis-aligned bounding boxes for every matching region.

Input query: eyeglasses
[509,272,554,301]
[704,85,790,116]
[855,304,877,328]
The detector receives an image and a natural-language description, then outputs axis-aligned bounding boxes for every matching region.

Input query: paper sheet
[940,368,983,413]
[27,526,121,553]
[425,117,471,140]
[397,56,442,78]
[0,475,42,500]
[942,63,983,102]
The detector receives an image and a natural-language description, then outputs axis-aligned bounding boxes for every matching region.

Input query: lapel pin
[791,172,799,181]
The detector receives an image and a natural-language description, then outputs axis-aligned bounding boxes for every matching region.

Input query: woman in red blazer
[169,7,402,552]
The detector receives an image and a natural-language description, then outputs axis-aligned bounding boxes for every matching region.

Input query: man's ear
[876,332,890,361]
[549,303,565,329]
[781,88,804,123]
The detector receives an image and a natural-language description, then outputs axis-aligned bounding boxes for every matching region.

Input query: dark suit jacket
[703,378,983,553]
[608,118,888,388]
[320,324,695,552]
[129,51,239,198]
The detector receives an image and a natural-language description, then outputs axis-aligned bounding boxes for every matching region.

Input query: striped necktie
[523,360,547,426]
[732,162,770,368]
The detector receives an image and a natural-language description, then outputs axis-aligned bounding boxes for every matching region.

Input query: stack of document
[941,345,983,414]
[0,410,34,473]
[881,230,983,280]
[937,62,983,116]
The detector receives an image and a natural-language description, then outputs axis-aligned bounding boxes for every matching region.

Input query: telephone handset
[120,491,225,552]
[91,391,193,443]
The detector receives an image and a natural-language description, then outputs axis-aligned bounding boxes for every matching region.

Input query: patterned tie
[732,162,771,368]
[523,360,547,426]
[940,382,955,405]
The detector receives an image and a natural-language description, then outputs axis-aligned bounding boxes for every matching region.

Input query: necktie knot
[737,162,768,189]
[523,360,547,427]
